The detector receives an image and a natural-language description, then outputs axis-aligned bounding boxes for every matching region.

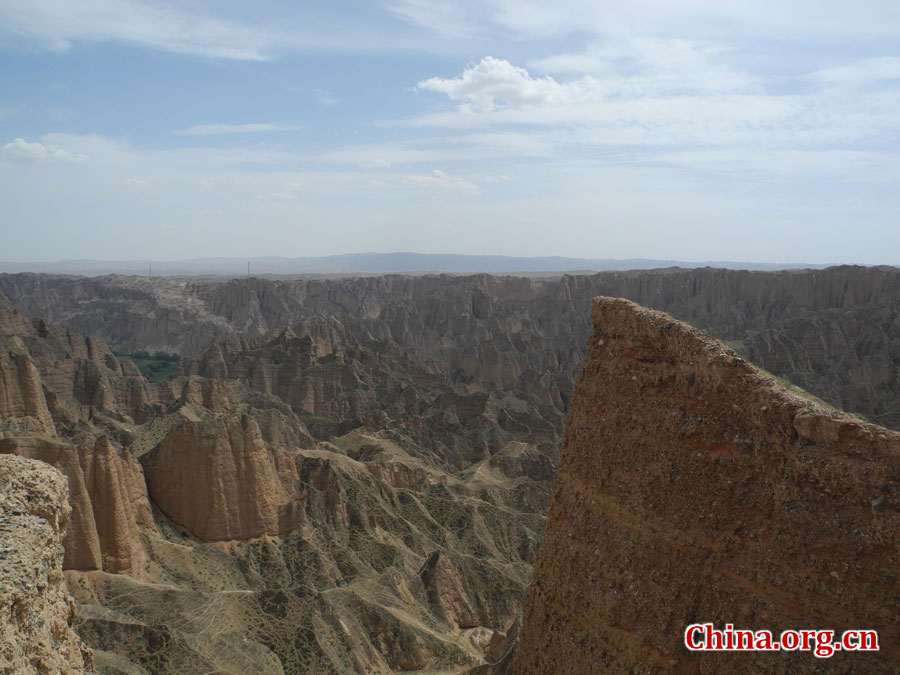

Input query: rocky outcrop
[141,413,305,541]
[513,297,900,673]
[420,551,480,629]
[0,435,157,576]
[0,453,93,673]
[0,288,551,673]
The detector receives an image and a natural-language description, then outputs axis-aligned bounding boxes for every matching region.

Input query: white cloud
[1,131,897,264]
[532,38,759,95]
[121,178,150,188]
[484,0,900,43]
[0,138,89,163]
[0,0,489,60]
[809,57,900,88]
[416,56,596,112]
[359,159,392,168]
[410,55,900,154]
[405,169,478,191]
[174,123,301,136]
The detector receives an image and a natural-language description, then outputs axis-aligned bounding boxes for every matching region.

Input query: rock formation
[0,299,548,672]
[419,551,480,629]
[0,335,56,436]
[141,413,304,541]
[0,300,164,578]
[177,323,564,472]
[513,298,900,673]
[0,453,93,673]
[0,299,179,430]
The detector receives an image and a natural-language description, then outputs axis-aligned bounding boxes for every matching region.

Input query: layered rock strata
[513,297,900,674]
[0,454,93,673]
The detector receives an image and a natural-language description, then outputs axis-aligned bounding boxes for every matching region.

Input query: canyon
[3,265,900,429]
[0,295,547,672]
[0,265,898,672]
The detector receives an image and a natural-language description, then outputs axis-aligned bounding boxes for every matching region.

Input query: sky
[1,1,899,264]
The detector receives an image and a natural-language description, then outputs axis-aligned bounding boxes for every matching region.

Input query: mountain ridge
[0,253,842,277]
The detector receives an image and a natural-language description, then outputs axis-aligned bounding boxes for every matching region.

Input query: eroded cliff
[513,297,900,673]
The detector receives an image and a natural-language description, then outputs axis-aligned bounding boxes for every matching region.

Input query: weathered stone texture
[0,454,93,673]
[513,297,900,674]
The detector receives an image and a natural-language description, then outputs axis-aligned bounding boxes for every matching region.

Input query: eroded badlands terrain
[1,266,898,673]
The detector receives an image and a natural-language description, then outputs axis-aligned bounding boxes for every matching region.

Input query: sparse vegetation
[750,363,837,410]
[114,350,180,382]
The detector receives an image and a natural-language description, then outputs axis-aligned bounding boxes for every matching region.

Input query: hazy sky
[1,1,899,264]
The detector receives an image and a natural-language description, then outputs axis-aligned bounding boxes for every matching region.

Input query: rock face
[6,268,900,673]
[0,301,163,578]
[513,298,900,673]
[420,551,480,629]
[0,299,179,431]
[141,413,304,541]
[0,454,93,673]
[0,336,56,436]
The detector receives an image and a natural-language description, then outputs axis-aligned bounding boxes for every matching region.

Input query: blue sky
[1,0,899,264]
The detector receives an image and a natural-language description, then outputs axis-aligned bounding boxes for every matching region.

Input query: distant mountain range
[0,253,841,277]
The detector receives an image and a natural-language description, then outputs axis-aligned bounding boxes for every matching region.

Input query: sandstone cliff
[0,299,179,431]
[141,413,304,541]
[0,453,93,673]
[1,335,56,436]
[513,298,900,673]
[178,323,564,472]
[7,269,900,672]
[0,302,164,579]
